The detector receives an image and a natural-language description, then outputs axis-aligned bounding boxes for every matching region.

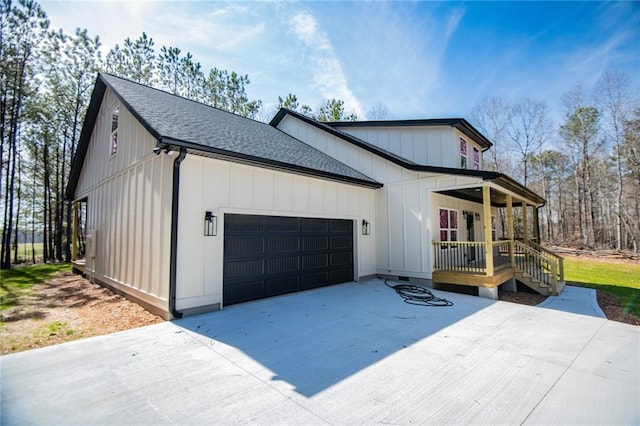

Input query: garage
[223,214,354,306]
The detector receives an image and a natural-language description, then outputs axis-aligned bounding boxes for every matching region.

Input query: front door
[466,213,476,262]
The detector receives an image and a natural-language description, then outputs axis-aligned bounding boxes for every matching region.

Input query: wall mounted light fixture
[474,212,481,221]
[204,211,217,236]
[362,219,371,235]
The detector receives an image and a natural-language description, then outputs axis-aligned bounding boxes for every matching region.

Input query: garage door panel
[266,237,300,253]
[330,220,352,233]
[266,276,300,296]
[302,271,330,289]
[224,214,353,306]
[302,218,329,233]
[224,280,265,304]
[265,216,299,232]
[226,215,264,233]
[302,253,329,270]
[266,256,300,274]
[330,252,352,266]
[330,268,353,284]
[225,237,265,257]
[302,236,329,251]
[330,235,352,249]
[224,259,263,279]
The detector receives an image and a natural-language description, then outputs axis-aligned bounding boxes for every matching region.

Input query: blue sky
[41,1,639,123]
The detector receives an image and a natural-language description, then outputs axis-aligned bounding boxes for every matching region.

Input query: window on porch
[439,208,458,248]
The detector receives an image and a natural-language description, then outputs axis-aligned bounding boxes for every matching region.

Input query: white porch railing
[433,239,564,296]
[433,240,512,274]
[513,240,564,295]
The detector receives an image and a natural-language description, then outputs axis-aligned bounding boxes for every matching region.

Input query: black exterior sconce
[362,219,371,235]
[204,211,217,236]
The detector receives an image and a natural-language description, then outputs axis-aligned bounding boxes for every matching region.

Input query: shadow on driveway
[175,278,495,397]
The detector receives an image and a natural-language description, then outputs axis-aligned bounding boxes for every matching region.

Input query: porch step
[515,270,562,296]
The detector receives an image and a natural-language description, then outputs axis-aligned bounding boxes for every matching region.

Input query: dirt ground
[1,272,163,354]
[1,255,638,354]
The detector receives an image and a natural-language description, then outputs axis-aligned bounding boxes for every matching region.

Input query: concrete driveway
[2,278,638,425]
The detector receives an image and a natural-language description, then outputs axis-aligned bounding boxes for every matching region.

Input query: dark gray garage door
[223,214,354,306]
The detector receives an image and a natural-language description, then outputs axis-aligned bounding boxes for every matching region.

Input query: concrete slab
[2,278,638,425]
[537,285,607,318]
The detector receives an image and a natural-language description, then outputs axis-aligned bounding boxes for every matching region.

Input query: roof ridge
[100,73,267,126]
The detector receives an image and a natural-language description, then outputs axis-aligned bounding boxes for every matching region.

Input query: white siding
[276,115,504,279]
[335,125,465,168]
[278,115,417,184]
[74,89,173,313]
[175,156,377,311]
[327,125,487,171]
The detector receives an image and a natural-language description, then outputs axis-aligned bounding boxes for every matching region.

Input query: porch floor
[71,259,85,273]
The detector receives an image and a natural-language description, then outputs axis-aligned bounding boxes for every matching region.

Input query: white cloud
[149,4,265,52]
[445,7,465,43]
[289,10,365,117]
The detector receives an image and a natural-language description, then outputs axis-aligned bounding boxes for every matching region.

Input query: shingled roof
[66,74,381,199]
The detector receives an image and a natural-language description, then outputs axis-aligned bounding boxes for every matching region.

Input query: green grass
[13,242,44,263]
[0,263,71,312]
[563,257,640,317]
[46,321,74,336]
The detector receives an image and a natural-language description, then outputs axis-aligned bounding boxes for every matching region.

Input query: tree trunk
[13,152,22,263]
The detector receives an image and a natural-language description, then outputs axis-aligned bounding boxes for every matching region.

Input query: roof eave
[160,136,383,189]
[322,116,493,150]
[488,175,546,207]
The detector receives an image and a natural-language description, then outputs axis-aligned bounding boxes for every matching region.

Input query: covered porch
[432,177,564,299]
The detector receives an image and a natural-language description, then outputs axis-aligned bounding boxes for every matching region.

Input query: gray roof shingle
[102,74,379,186]
[67,74,380,199]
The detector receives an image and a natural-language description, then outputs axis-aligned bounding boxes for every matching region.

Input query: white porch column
[522,201,528,242]
[533,207,540,243]
[483,185,494,276]
[506,195,514,267]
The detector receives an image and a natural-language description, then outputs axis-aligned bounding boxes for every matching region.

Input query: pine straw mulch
[1,272,163,355]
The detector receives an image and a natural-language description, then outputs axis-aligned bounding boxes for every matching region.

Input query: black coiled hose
[385,279,454,307]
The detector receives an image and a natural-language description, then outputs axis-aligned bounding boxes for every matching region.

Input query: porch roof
[438,176,545,207]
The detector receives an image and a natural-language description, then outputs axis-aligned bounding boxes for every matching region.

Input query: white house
[67,74,563,319]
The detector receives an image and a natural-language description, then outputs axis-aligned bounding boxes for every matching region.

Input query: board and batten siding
[175,155,377,312]
[74,88,173,314]
[276,115,497,279]
[379,176,497,278]
[277,115,424,277]
[333,126,484,170]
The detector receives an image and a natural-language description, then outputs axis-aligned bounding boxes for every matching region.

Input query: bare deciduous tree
[507,99,551,185]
